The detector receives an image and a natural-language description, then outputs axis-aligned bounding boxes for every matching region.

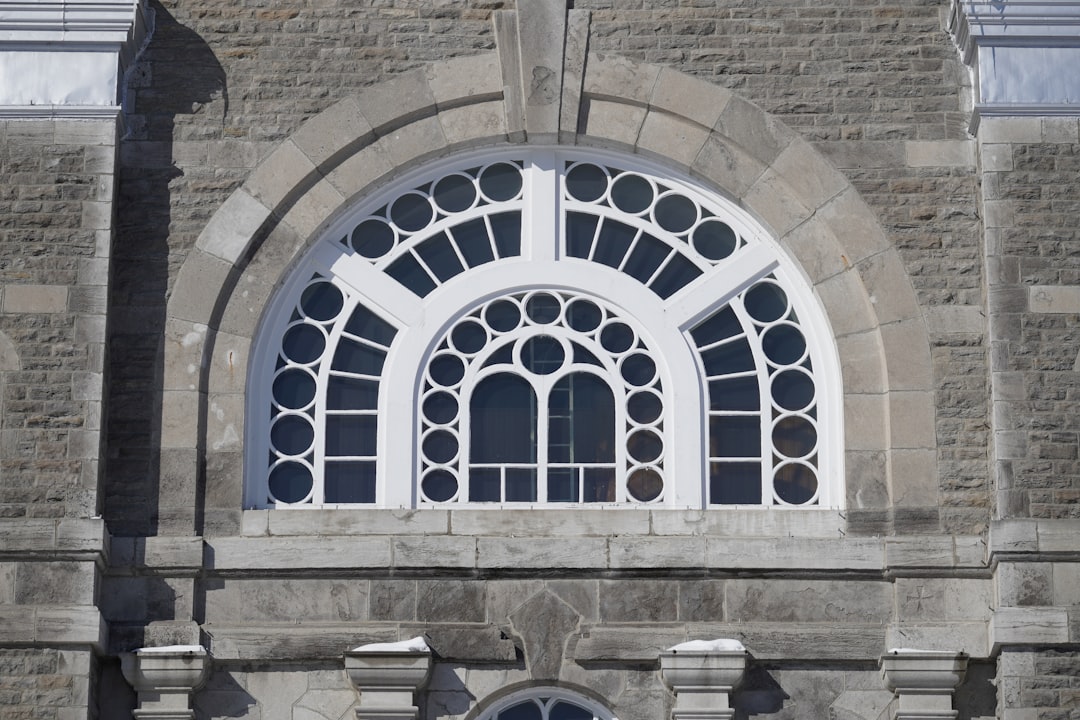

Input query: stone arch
[162,48,934,531]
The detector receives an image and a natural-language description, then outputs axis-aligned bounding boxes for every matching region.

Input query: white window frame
[245,147,844,509]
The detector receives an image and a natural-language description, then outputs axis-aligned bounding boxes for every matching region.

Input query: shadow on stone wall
[106,1,227,536]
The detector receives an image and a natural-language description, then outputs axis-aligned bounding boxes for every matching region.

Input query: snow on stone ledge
[137,645,206,654]
[351,636,430,653]
[886,648,959,655]
[667,639,746,653]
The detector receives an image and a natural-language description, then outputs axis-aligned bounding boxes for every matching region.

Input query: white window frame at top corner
[245,145,845,510]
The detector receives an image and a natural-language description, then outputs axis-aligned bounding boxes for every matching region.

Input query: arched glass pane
[548,373,615,464]
[499,701,543,720]
[470,374,537,463]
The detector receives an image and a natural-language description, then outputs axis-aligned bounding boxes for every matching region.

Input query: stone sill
[989,518,1080,558]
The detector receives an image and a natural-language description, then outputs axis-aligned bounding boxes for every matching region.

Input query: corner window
[246,149,842,509]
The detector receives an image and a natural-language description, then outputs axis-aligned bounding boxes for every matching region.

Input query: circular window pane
[774,462,818,505]
[627,429,663,463]
[525,293,561,324]
[451,319,488,355]
[771,369,815,412]
[621,353,657,387]
[773,416,817,459]
[761,323,807,366]
[654,193,698,233]
[599,322,635,353]
[479,162,523,202]
[429,354,466,387]
[422,429,459,464]
[744,282,789,323]
[423,391,459,425]
[350,219,396,259]
[610,174,654,214]
[268,461,313,504]
[422,469,458,502]
[692,219,739,261]
[270,414,315,456]
[273,369,317,409]
[566,299,603,333]
[281,323,325,365]
[485,299,521,333]
[565,163,609,202]
[627,467,663,502]
[432,173,477,213]
[521,335,565,375]
[627,390,663,424]
[300,281,344,322]
[390,192,434,233]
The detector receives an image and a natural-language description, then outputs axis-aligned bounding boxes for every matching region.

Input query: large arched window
[246,149,843,509]
[475,688,616,720]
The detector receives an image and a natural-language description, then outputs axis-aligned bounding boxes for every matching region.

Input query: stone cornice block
[0,518,108,561]
[121,646,211,720]
[880,650,967,720]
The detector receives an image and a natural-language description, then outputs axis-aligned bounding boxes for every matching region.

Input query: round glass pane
[761,323,807,366]
[429,354,466,387]
[774,462,818,505]
[565,299,603,333]
[451,319,488,354]
[627,390,662,424]
[771,369,815,412]
[432,173,477,213]
[565,163,608,202]
[627,429,663,463]
[692,219,738,261]
[479,162,523,202]
[627,467,663,502]
[599,322,635,353]
[350,219,396,259]
[653,193,698,234]
[281,323,325,365]
[273,369,317,409]
[610,174,654,214]
[270,414,315,456]
[423,391,459,425]
[744,282,789,323]
[772,416,817,459]
[268,461,313,504]
[300,281,344,322]
[485,299,521,333]
[621,353,657,387]
[422,429,459,464]
[390,192,434,232]
[422,469,458,502]
[525,293,561,324]
[521,335,565,375]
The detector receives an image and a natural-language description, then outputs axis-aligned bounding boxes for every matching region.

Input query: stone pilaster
[879,650,967,720]
[121,646,211,720]
[345,641,433,720]
[659,643,748,720]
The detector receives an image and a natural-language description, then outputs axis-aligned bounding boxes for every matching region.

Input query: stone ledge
[109,536,204,571]
[990,607,1071,650]
[990,518,1080,557]
[0,604,104,647]
[0,518,107,560]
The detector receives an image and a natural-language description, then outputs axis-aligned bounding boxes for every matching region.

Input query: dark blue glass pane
[451,320,487,354]
[773,416,816,459]
[422,391,459,425]
[433,174,477,213]
[423,429,459,464]
[649,253,702,298]
[325,461,376,503]
[548,468,578,502]
[692,219,738,261]
[499,701,543,720]
[273,369,316,409]
[600,322,634,353]
[710,416,761,457]
[390,192,434,233]
[429,354,465,387]
[470,374,536,463]
[453,218,496,267]
[300,281,343,322]
[566,212,599,258]
[344,305,397,346]
[281,324,325,364]
[551,701,593,720]
[325,415,377,456]
[416,232,465,283]
[710,462,761,504]
[422,469,458,502]
[762,324,806,366]
[549,374,614,463]
[654,194,697,234]
[506,468,537,502]
[610,173,653,213]
[490,212,522,257]
[584,468,616,502]
[271,414,314,456]
[627,391,662,424]
[526,293,561,324]
[386,253,437,297]
[332,340,387,375]
[622,233,669,284]
[708,377,759,412]
[350,219,396,259]
[485,299,521,332]
[627,429,662,463]
[327,376,379,410]
[269,462,313,503]
[593,220,635,269]
[691,306,741,347]
[621,353,656,386]
[565,163,608,202]
[566,299,602,332]
[772,370,815,411]
[775,463,818,505]
[700,339,754,377]
[479,162,522,202]
[522,335,565,375]
[469,468,501,501]
[745,283,788,323]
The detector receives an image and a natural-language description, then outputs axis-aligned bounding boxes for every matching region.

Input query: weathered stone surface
[510,588,581,680]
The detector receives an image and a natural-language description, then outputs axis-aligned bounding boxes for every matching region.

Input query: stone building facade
[0,0,1078,718]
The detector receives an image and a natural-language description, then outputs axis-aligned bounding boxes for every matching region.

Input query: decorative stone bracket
[659,640,749,720]
[879,650,967,720]
[120,645,212,720]
[345,637,434,720]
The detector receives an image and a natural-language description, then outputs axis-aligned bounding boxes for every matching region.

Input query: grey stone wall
[997,649,1080,718]
[0,648,94,720]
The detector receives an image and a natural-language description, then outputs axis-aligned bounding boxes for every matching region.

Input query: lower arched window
[476,688,617,720]
[246,148,843,509]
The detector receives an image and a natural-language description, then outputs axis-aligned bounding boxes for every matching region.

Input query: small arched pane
[470,374,537,464]
[548,373,615,464]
